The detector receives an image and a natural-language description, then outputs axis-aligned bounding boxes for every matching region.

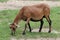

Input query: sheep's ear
[14,23,20,28]
[8,23,12,27]
[17,25,20,28]
[8,23,11,25]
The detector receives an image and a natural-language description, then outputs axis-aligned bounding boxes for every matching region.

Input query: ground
[0,0,60,40]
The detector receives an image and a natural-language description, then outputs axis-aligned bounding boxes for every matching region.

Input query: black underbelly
[23,18,40,22]
[30,18,40,22]
[23,16,45,22]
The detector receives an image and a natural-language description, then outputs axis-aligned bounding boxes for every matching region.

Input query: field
[0,0,8,2]
[0,7,60,40]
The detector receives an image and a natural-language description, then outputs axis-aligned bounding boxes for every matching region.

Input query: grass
[0,0,8,2]
[0,7,60,40]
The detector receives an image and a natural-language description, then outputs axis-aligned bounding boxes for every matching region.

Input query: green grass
[0,7,60,40]
[0,0,8,2]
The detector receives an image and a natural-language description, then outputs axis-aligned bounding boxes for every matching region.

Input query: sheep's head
[10,23,17,35]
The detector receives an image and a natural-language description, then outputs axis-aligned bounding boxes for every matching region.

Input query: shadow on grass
[14,30,58,39]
